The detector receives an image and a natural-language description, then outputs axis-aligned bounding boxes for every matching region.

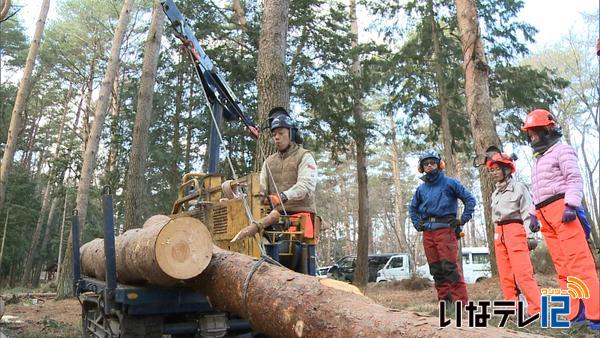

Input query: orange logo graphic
[541,276,589,299]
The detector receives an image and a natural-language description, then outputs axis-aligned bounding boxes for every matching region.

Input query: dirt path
[0,296,80,337]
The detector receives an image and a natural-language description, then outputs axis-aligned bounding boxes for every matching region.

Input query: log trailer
[74,1,317,337]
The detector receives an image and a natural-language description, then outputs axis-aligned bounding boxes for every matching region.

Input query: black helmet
[268,107,295,130]
[267,107,302,144]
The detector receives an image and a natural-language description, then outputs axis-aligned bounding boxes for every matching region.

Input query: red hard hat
[486,153,515,174]
[521,109,557,131]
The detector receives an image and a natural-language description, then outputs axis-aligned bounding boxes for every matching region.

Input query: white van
[416,247,491,284]
[375,253,412,283]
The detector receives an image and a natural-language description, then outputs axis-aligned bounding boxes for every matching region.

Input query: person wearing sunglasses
[522,108,599,330]
[487,152,541,317]
[409,150,476,308]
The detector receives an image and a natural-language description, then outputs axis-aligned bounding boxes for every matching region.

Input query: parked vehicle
[327,253,402,283]
[316,266,331,278]
[416,247,491,284]
[375,253,412,283]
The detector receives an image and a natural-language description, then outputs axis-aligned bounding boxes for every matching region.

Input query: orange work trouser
[538,198,600,321]
[494,222,541,316]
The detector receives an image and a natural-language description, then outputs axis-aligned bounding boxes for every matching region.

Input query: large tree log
[187,247,540,337]
[80,216,212,286]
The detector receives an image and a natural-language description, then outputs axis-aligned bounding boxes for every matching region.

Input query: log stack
[80,215,212,286]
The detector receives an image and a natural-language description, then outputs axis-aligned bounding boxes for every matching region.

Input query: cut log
[187,247,541,337]
[80,216,212,286]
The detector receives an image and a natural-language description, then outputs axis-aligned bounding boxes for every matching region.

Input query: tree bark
[82,40,100,153]
[171,58,183,190]
[388,113,409,254]
[0,0,50,215]
[0,209,8,274]
[428,1,456,177]
[348,0,370,290]
[75,0,134,232]
[184,78,194,173]
[104,73,121,188]
[56,193,68,282]
[22,182,52,284]
[80,216,212,286]
[454,0,501,276]
[253,0,289,170]
[124,0,165,231]
[32,196,59,286]
[0,0,10,21]
[187,246,538,338]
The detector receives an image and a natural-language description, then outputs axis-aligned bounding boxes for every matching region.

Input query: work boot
[589,321,600,331]
[570,302,586,326]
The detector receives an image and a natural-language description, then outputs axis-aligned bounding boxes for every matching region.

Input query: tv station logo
[439,276,590,329]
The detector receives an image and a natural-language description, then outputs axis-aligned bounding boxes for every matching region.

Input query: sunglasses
[422,159,438,167]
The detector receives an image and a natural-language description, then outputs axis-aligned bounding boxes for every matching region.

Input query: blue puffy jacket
[409,172,476,230]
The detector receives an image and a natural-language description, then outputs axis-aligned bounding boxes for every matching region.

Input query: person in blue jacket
[409,150,476,306]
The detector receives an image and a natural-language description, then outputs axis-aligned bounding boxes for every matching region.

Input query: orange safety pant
[423,227,468,304]
[494,222,541,316]
[537,198,600,321]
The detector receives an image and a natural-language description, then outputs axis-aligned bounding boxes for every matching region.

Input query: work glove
[529,215,540,233]
[231,222,261,242]
[527,235,538,251]
[262,193,288,207]
[449,217,463,228]
[454,226,464,239]
[414,220,425,232]
[562,205,577,223]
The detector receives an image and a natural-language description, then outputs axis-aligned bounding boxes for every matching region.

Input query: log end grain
[155,217,213,280]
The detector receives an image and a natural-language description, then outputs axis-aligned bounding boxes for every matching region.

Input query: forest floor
[0,274,597,337]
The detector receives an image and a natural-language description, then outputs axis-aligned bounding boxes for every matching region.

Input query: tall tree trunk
[0,0,50,215]
[56,193,68,283]
[105,73,121,188]
[428,2,455,176]
[0,0,50,214]
[75,0,133,233]
[22,182,52,284]
[124,0,165,231]
[82,40,99,153]
[171,58,183,191]
[253,0,289,170]
[455,0,501,276]
[21,114,41,171]
[0,209,9,274]
[349,0,370,290]
[339,172,353,255]
[32,196,59,286]
[184,79,194,173]
[0,0,11,21]
[388,113,409,253]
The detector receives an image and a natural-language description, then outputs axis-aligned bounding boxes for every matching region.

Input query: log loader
[162,0,318,275]
[75,1,317,336]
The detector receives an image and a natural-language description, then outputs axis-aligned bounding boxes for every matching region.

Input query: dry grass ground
[366,274,598,338]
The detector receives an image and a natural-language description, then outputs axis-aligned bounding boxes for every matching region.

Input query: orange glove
[263,193,287,206]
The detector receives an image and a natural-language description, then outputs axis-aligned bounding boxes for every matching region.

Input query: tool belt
[535,193,565,209]
[496,219,523,226]
[423,216,455,224]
